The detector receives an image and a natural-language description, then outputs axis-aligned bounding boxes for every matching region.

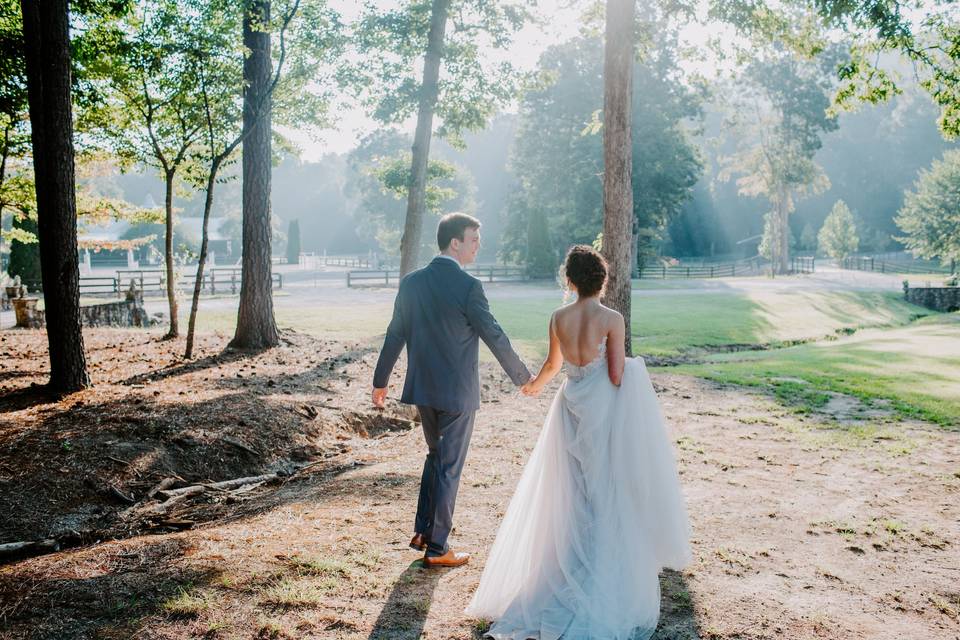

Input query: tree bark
[20,0,89,391]
[780,190,792,275]
[163,168,179,338]
[398,0,449,277]
[0,125,9,271]
[600,0,635,357]
[184,159,221,360]
[230,0,279,350]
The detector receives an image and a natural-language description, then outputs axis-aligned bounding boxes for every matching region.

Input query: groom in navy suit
[372,212,531,567]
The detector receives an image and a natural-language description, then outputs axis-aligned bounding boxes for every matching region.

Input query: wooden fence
[636,257,767,279]
[841,256,953,275]
[59,269,284,297]
[347,265,526,288]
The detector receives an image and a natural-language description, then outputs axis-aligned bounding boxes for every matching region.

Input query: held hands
[521,378,541,397]
[372,386,388,409]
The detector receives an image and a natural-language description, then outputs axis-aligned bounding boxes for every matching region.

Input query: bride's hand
[521,380,540,396]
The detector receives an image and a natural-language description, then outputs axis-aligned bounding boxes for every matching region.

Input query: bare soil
[0,328,957,639]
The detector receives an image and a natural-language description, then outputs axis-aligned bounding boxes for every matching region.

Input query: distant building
[176,217,233,257]
[78,216,234,267]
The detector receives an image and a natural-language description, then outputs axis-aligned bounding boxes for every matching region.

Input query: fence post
[347,272,352,288]
[662,265,666,279]
[385,271,390,286]
[231,270,237,294]
[211,270,216,295]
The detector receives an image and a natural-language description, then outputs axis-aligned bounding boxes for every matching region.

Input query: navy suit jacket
[373,256,531,413]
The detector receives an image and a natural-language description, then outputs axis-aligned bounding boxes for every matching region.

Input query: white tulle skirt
[465,357,692,640]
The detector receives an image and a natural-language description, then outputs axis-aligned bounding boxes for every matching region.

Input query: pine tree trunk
[775,188,790,275]
[0,125,8,271]
[20,0,89,392]
[163,169,179,338]
[780,192,791,275]
[398,0,449,277]
[230,0,279,350]
[600,0,635,357]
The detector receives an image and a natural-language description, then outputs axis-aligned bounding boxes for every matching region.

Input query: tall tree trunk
[20,0,89,391]
[600,0,635,357]
[163,168,179,338]
[230,0,279,349]
[184,160,221,360]
[398,0,449,277]
[0,125,9,273]
[779,191,791,275]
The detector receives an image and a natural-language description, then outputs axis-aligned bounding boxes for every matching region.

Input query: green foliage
[84,0,343,187]
[375,154,457,214]
[757,210,778,262]
[286,218,300,264]
[344,0,532,145]
[525,207,555,278]
[346,130,474,264]
[502,33,701,268]
[799,221,817,251]
[896,149,960,267]
[720,0,960,140]
[818,199,859,259]
[8,212,39,284]
[721,46,838,272]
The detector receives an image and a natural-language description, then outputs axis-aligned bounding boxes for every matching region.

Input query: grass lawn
[669,314,960,427]
[188,288,927,360]
[490,289,929,359]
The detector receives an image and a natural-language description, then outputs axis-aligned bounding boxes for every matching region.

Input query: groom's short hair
[437,212,481,250]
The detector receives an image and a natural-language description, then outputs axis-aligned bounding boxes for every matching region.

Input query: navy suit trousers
[415,406,477,557]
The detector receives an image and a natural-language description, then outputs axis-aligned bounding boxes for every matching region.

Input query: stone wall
[12,299,152,329]
[904,286,960,312]
[80,299,152,327]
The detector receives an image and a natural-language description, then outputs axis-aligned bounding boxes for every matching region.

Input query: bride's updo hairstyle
[562,244,607,298]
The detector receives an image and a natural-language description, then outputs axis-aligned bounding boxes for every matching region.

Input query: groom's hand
[372,386,388,409]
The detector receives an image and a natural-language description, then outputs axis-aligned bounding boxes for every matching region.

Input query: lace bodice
[563,336,608,382]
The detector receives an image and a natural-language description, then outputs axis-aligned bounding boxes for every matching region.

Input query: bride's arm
[607,313,626,386]
[521,314,564,396]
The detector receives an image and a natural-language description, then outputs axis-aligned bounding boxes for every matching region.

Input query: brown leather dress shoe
[409,533,428,552]
[422,549,470,568]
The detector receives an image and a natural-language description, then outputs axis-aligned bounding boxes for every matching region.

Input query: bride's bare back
[522,297,627,395]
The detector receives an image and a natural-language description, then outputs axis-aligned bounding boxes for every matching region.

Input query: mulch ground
[0,327,957,639]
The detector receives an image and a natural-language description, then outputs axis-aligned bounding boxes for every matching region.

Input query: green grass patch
[259,577,330,607]
[671,315,960,427]
[286,554,351,578]
[489,289,928,360]
[184,284,928,364]
[161,587,212,617]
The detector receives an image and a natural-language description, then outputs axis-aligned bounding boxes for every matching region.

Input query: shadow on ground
[368,560,443,640]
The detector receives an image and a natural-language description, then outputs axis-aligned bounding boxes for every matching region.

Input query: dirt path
[0,331,957,639]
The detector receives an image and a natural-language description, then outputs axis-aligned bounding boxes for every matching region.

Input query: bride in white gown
[465,245,692,639]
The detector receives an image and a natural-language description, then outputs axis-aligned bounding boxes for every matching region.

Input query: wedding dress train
[465,340,691,640]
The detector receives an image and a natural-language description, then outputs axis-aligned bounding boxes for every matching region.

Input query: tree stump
[13,297,44,328]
